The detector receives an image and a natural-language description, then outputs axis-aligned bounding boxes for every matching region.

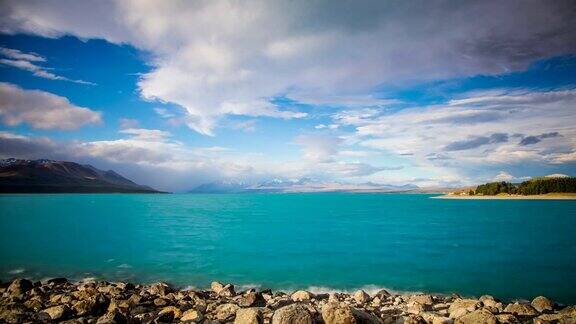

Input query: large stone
[455,309,497,324]
[351,308,382,324]
[239,291,266,307]
[503,302,539,316]
[494,314,519,324]
[291,290,314,302]
[39,305,71,321]
[215,303,240,321]
[211,281,224,293]
[72,299,96,316]
[235,308,263,324]
[531,296,554,313]
[272,304,313,324]
[158,306,183,320]
[7,278,33,296]
[410,294,434,306]
[181,308,203,322]
[374,289,391,300]
[322,302,356,324]
[148,282,172,296]
[353,290,371,304]
[448,299,481,318]
[558,305,576,317]
[96,309,127,324]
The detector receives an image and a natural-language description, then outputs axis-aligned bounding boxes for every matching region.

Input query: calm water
[1,193,575,302]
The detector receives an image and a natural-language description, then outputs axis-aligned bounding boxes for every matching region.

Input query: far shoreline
[432,193,576,200]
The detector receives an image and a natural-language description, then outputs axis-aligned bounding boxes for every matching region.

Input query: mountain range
[188,178,420,193]
[0,158,161,193]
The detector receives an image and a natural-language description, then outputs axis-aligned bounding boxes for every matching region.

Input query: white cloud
[0,47,95,85]
[0,47,45,62]
[1,1,574,134]
[0,82,102,130]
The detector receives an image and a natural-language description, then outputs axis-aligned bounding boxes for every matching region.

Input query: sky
[0,0,575,192]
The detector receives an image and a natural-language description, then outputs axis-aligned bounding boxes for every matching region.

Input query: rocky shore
[1,278,575,324]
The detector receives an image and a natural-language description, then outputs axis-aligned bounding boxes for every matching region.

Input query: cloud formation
[0,82,102,130]
[1,0,575,134]
[0,47,94,84]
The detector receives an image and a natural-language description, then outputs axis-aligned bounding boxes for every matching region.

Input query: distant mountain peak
[189,177,419,193]
[0,158,162,193]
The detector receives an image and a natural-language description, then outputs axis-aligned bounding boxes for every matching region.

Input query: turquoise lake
[1,193,575,303]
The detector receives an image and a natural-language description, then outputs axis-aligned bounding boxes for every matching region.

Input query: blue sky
[0,1,575,191]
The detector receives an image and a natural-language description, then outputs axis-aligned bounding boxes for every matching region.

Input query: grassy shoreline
[433,193,576,200]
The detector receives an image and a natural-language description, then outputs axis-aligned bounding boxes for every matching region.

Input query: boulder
[148,282,172,296]
[72,299,96,316]
[494,314,519,324]
[235,308,263,324]
[96,309,127,324]
[351,308,382,324]
[215,303,240,321]
[455,309,497,324]
[353,290,371,304]
[322,302,356,324]
[39,305,71,321]
[272,304,313,324]
[531,296,554,313]
[158,306,183,320]
[7,278,33,296]
[211,281,224,293]
[181,308,203,322]
[503,302,539,317]
[239,291,265,307]
[291,290,314,301]
[374,289,391,300]
[448,299,481,318]
[219,284,236,297]
[410,294,434,306]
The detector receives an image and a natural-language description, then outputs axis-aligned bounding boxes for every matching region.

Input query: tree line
[473,177,576,195]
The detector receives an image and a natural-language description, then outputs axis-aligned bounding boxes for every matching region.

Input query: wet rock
[352,290,370,304]
[454,309,497,324]
[215,303,240,321]
[374,289,391,300]
[410,294,434,306]
[503,302,539,317]
[96,309,127,324]
[239,291,266,307]
[494,314,519,324]
[39,305,71,321]
[531,296,554,313]
[153,297,169,307]
[448,299,481,318]
[211,281,224,293]
[7,278,33,296]
[158,306,182,320]
[235,307,263,324]
[558,305,576,317]
[219,284,236,297]
[322,302,356,324]
[181,308,204,322]
[72,299,96,316]
[148,282,172,296]
[272,303,313,324]
[291,290,314,301]
[351,308,382,324]
[533,313,564,323]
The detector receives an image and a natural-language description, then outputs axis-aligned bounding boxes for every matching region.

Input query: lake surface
[1,193,575,302]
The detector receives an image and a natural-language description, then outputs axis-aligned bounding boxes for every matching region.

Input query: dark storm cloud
[445,133,509,151]
[519,132,561,146]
